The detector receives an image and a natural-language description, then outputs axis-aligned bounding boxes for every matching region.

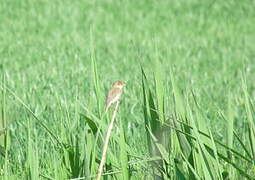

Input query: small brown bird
[105,81,125,112]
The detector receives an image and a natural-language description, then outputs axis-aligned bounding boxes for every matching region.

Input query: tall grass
[1,0,255,179]
[141,66,255,179]
[1,58,255,179]
[1,62,255,179]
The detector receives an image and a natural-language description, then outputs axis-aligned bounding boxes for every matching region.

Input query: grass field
[1,0,255,179]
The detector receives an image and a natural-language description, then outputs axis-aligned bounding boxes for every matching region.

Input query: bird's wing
[106,87,121,105]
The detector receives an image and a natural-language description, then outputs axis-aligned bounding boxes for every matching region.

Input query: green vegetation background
[1,0,255,179]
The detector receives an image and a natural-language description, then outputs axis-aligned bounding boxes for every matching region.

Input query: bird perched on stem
[105,81,125,112]
[96,83,124,180]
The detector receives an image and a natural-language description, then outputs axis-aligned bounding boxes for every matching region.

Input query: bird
[105,81,125,112]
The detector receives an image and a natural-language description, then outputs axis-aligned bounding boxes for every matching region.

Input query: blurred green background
[1,0,255,179]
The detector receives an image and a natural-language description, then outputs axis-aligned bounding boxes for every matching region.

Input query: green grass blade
[225,93,235,178]
[1,85,63,146]
[175,119,253,163]
[187,103,215,180]
[119,118,129,180]
[170,70,191,158]
[141,68,152,155]
[233,131,252,159]
[242,75,255,161]
[90,28,103,118]
[141,68,160,156]
[164,120,254,178]
[0,67,7,153]
[27,124,39,180]
[154,55,165,124]
[227,93,234,158]
[80,113,98,135]
[208,130,223,180]
[181,152,201,180]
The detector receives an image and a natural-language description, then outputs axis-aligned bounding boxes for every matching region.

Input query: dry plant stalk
[96,100,120,180]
